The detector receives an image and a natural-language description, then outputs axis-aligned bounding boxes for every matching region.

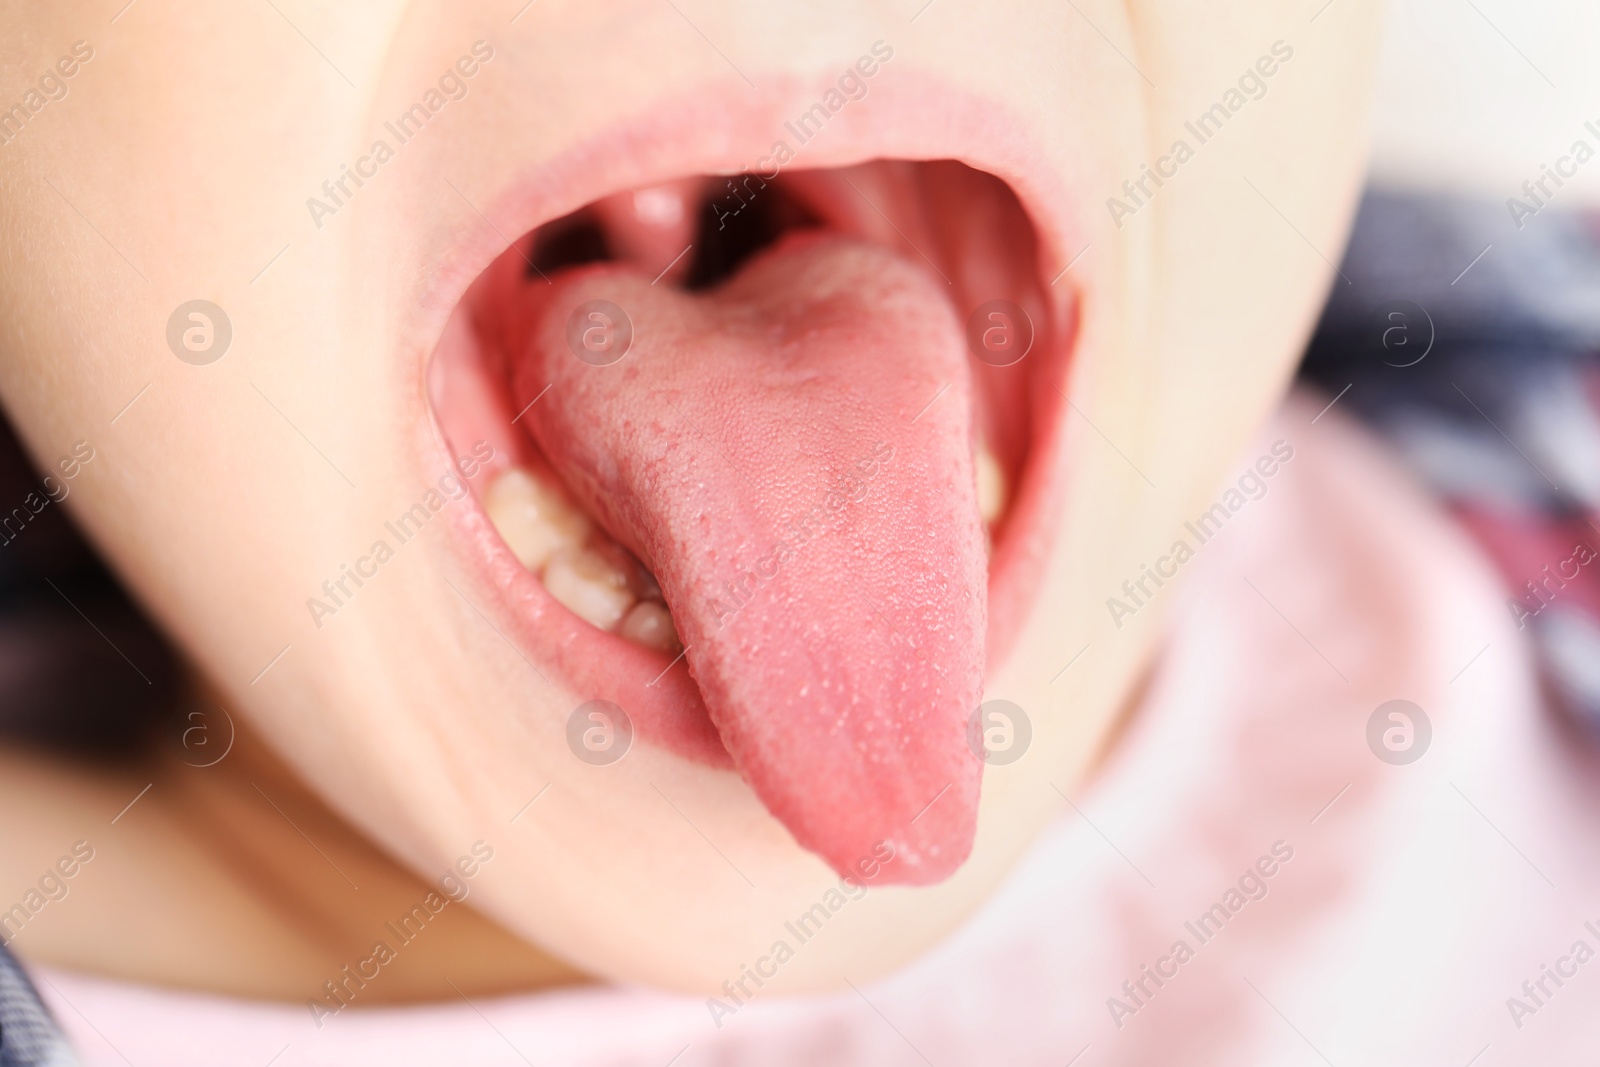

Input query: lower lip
[420,73,1083,764]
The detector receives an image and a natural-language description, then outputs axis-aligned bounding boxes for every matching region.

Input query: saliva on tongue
[516,207,987,886]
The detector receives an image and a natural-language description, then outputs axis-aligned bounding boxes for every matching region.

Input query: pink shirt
[39,396,1600,1064]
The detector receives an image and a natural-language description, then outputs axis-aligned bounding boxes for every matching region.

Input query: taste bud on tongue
[517,232,988,885]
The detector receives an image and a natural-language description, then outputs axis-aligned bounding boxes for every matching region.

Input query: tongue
[516,233,986,885]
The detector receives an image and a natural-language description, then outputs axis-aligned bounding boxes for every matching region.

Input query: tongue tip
[803,771,981,887]
[521,231,992,888]
[852,835,975,887]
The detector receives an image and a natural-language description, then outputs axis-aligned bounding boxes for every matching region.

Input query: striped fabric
[0,941,75,1067]
[1300,189,1600,738]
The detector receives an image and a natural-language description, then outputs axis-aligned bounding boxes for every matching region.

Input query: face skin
[0,0,1379,998]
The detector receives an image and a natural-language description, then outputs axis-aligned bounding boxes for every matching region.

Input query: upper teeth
[483,465,682,654]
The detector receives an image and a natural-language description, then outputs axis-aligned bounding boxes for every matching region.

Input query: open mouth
[429,158,1072,885]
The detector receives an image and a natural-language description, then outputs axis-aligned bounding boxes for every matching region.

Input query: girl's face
[0,2,1378,991]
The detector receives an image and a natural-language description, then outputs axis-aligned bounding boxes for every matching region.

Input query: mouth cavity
[431,160,1054,885]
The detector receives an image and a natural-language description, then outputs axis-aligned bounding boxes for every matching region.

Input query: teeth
[976,444,1006,526]
[484,468,591,571]
[485,464,682,653]
[543,545,637,631]
[629,566,664,603]
[619,600,682,654]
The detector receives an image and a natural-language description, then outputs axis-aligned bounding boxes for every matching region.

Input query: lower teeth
[482,467,591,571]
[484,445,1006,651]
[617,600,680,653]
[484,465,683,653]
[975,445,1006,526]
[543,545,636,632]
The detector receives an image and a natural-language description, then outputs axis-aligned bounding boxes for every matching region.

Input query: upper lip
[416,65,1082,764]
[409,66,1083,336]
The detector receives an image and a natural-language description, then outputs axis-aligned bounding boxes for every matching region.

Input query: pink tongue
[517,234,985,884]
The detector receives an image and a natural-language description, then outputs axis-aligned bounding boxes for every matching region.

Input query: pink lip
[409,67,1083,765]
